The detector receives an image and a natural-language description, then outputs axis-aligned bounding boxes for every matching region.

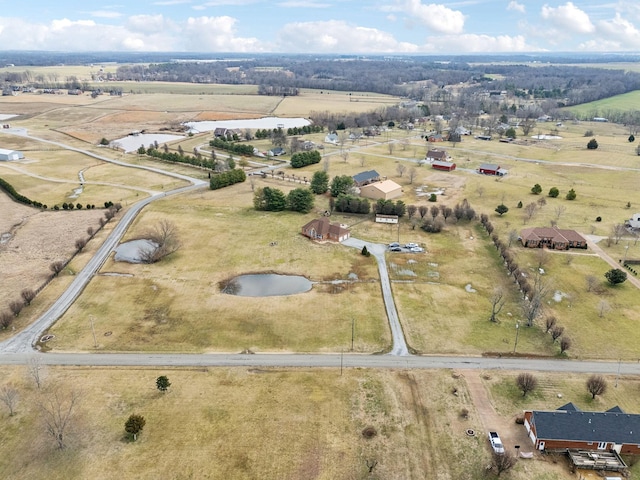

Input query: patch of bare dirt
[461,370,534,455]
[0,193,104,307]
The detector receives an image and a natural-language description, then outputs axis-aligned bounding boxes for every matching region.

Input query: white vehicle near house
[405,243,419,249]
[488,431,505,454]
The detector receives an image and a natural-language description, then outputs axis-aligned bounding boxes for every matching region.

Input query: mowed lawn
[567,90,640,117]
[48,182,389,353]
[0,365,587,480]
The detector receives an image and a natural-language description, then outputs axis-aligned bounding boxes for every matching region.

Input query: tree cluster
[146,146,216,170]
[290,150,321,168]
[373,199,405,217]
[210,169,246,190]
[253,187,314,213]
[209,137,254,156]
[333,194,370,214]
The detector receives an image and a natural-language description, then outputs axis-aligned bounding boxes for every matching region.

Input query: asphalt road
[0,352,639,376]
[0,130,208,353]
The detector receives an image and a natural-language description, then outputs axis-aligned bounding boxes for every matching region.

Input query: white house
[629,213,640,229]
[0,148,23,161]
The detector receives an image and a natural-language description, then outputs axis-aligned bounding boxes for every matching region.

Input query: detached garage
[0,148,24,161]
[360,180,403,200]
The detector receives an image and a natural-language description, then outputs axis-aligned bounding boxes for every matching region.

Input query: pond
[222,274,312,297]
[114,239,158,263]
[184,116,311,134]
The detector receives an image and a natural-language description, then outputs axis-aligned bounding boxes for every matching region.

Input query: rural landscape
[1,52,640,479]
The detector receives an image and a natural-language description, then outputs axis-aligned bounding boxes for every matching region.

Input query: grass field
[566,90,640,117]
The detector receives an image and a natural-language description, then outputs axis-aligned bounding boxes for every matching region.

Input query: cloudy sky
[3,1,640,54]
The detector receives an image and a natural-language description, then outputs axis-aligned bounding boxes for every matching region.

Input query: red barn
[431,160,456,171]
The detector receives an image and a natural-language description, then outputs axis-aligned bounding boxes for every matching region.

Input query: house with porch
[426,149,450,163]
[524,403,640,455]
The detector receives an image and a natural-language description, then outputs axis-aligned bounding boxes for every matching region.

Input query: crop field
[567,90,640,117]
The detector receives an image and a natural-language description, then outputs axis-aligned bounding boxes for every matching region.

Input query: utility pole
[351,318,355,351]
[89,315,97,348]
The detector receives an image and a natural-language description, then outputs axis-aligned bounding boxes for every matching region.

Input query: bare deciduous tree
[9,300,23,317]
[586,375,607,399]
[544,315,557,333]
[50,261,65,276]
[408,167,417,184]
[536,248,549,269]
[430,205,440,220]
[560,336,572,354]
[523,202,537,223]
[21,288,36,306]
[550,325,564,342]
[489,288,506,323]
[554,205,566,220]
[522,273,551,327]
[75,238,87,252]
[37,388,81,449]
[493,450,516,476]
[516,372,538,397]
[612,224,626,244]
[0,384,19,416]
[28,356,46,389]
[586,275,599,292]
[140,220,182,264]
[396,163,406,177]
[418,205,428,219]
[0,311,13,329]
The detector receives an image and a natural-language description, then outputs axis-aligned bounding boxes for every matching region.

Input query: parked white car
[405,242,419,248]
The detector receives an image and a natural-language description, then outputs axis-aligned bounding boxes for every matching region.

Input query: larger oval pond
[222,274,312,297]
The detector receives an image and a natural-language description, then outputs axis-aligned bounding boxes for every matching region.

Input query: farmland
[1,63,640,480]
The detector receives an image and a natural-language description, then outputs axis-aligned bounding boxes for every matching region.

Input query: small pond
[223,274,312,297]
[114,239,158,263]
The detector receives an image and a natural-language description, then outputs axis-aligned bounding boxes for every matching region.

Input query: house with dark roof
[301,217,350,242]
[520,227,587,250]
[524,403,640,455]
[426,149,450,163]
[478,163,508,176]
[353,170,380,187]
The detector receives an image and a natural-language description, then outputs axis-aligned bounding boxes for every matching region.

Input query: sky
[2,1,640,54]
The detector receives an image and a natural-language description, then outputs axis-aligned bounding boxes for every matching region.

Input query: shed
[0,148,24,161]
[431,160,456,172]
[359,180,402,200]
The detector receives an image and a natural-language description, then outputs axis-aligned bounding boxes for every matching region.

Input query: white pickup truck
[488,431,505,454]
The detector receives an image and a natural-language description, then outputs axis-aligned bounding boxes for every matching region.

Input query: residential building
[301,217,350,242]
[520,227,587,250]
[353,170,380,187]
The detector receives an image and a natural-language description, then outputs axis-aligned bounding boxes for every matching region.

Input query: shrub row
[146,148,216,169]
[0,177,45,208]
[290,150,321,168]
[210,169,246,190]
[209,138,254,156]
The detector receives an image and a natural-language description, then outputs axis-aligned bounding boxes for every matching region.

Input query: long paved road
[0,352,639,376]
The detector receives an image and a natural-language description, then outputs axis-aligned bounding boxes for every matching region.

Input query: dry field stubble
[0,365,585,480]
[275,90,402,116]
[47,185,389,353]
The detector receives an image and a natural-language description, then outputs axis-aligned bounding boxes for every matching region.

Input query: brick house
[520,227,587,250]
[301,217,350,242]
[524,403,640,455]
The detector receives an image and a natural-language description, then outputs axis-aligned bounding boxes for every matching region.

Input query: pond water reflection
[222,274,312,297]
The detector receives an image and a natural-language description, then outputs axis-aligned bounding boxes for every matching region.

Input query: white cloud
[507,1,525,14]
[596,13,640,48]
[276,20,418,53]
[424,33,542,53]
[398,0,466,34]
[390,0,465,34]
[0,15,263,52]
[183,16,264,51]
[541,2,595,34]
